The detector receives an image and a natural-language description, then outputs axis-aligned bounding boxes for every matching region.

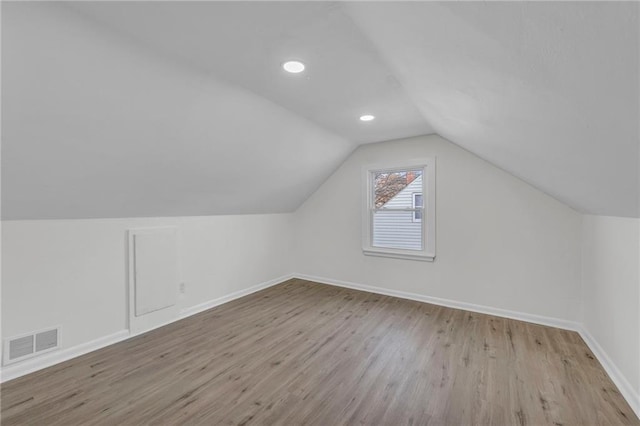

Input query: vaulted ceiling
[2,1,638,219]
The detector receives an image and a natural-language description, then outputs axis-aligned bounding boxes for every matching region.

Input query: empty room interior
[1,1,639,425]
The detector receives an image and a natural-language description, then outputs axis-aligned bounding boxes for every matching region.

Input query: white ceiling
[1,2,354,219]
[344,1,639,217]
[2,1,638,219]
[66,1,434,145]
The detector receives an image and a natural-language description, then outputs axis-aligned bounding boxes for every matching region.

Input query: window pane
[374,169,422,208]
[413,193,423,221]
[363,159,434,260]
[372,209,423,250]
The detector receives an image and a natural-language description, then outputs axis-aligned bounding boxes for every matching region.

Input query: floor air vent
[4,327,60,365]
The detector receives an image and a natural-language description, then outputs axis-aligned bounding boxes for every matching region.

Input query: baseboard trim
[0,274,294,384]
[3,272,637,420]
[179,273,294,318]
[293,273,640,419]
[577,326,640,418]
[293,273,580,331]
[0,329,130,383]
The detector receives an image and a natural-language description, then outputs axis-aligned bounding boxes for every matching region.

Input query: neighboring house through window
[362,158,436,261]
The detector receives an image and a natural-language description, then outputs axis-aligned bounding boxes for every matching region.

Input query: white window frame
[412,192,423,222]
[362,158,436,262]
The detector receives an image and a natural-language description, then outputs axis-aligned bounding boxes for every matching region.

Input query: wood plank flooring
[2,279,638,425]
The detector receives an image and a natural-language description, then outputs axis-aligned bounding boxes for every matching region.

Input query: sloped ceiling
[2,1,638,219]
[345,1,639,218]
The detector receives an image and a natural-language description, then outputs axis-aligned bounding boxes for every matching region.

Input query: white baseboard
[3,271,638,420]
[293,273,640,419]
[179,273,294,318]
[0,329,130,383]
[577,326,640,419]
[293,273,580,331]
[0,274,294,384]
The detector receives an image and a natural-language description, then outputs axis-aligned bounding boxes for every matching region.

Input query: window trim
[361,158,436,262]
[412,192,423,222]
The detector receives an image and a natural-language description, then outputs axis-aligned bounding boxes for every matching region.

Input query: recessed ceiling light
[360,114,375,122]
[283,61,305,73]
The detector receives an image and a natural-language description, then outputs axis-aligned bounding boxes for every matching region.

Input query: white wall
[2,133,638,415]
[581,215,639,408]
[1,214,292,363]
[293,135,583,322]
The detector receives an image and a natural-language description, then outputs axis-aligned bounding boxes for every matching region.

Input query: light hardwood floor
[2,279,638,425]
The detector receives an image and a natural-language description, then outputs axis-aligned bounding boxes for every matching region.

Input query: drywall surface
[582,215,639,397]
[1,214,292,354]
[1,2,352,219]
[66,1,433,145]
[293,135,583,322]
[346,1,639,217]
[5,2,638,220]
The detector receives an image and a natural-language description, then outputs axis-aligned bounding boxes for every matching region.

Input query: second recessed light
[283,61,305,73]
[360,115,375,122]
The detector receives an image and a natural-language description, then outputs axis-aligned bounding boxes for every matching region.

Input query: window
[362,158,435,261]
[412,193,423,222]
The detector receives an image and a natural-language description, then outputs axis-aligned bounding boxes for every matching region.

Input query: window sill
[362,248,435,262]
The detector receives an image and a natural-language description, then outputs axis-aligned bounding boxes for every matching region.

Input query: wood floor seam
[2,279,637,425]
